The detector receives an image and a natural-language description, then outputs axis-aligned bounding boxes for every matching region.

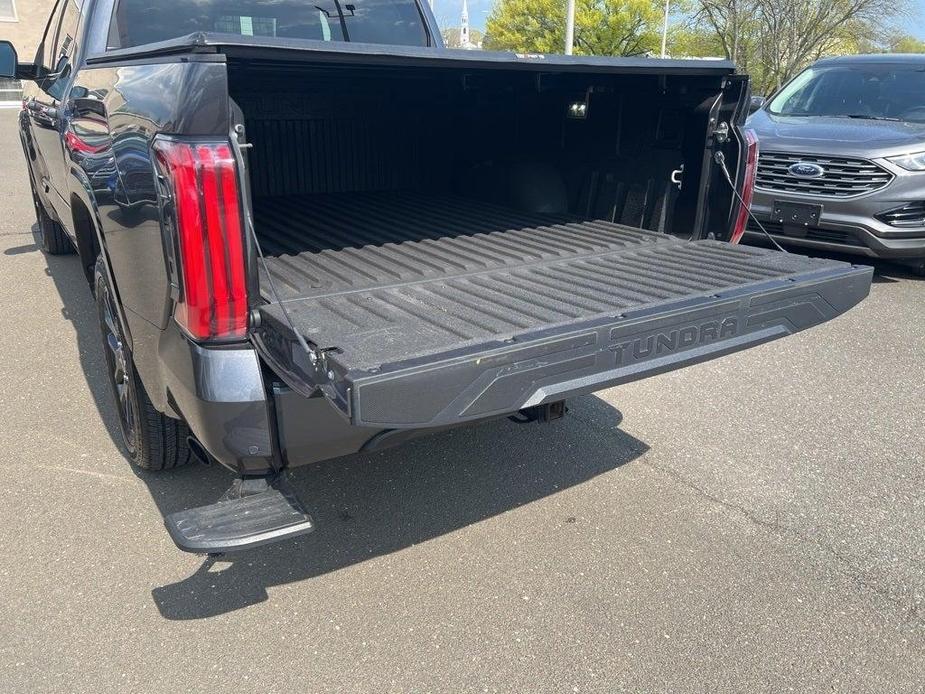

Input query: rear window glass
[109,0,429,49]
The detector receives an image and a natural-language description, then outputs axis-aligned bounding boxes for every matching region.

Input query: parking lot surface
[0,109,923,692]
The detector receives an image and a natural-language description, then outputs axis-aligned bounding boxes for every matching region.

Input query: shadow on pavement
[30,228,647,619]
[148,397,645,620]
[3,241,39,255]
[26,223,127,449]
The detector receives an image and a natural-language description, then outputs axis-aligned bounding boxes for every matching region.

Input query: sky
[437,0,925,39]
[431,0,492,32]
[915,0,925,39]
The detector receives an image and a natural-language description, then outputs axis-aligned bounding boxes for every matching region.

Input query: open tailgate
[255,235,872,429]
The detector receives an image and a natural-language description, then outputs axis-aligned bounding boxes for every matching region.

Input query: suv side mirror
[0,41,39,80]
[748,96,767,115]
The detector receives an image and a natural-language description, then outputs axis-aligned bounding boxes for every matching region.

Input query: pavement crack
[640,454,924,630]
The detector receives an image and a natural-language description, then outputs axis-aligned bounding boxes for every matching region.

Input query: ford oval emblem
[789,162,826,178]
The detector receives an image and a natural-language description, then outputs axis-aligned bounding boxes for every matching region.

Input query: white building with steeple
[459,0,472,48]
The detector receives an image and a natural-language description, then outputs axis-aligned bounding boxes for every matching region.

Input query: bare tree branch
[690,0,907,92]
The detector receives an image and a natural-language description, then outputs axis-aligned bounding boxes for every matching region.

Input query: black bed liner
[253,191,873,428]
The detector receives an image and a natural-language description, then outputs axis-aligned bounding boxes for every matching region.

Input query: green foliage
[890,35,925,53]
[669,26,726,59]
[485,0,666,56]
[480,0,914,93]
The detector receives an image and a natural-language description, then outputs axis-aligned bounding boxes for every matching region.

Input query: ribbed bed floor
[255,191,830,370]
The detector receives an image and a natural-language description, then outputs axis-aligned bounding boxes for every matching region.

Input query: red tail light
[64,129,105,155]
[153,139,248,341]
[730,128,759,244]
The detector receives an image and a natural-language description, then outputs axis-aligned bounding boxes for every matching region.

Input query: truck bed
[255,191,811,365]
[254,191,873,428]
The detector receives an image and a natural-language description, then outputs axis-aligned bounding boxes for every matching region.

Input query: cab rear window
[109,0,429,49]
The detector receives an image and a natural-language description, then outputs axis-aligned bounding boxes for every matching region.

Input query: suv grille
[756,152,893,198]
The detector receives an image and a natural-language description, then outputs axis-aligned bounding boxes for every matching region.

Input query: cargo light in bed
[153,139,249,341]
[567,101,588,119]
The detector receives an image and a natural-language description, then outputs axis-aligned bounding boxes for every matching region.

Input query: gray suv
[747,54,925,274]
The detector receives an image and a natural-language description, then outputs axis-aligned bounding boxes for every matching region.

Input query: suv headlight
[888,151,925,171]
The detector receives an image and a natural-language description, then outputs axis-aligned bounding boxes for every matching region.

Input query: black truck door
[29,0,83,224]
[24,0,65,210]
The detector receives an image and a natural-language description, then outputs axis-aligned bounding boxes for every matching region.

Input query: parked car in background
[747,54,925,275]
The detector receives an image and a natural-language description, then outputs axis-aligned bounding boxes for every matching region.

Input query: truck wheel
[30,180,73,256]
[95,257,191,471]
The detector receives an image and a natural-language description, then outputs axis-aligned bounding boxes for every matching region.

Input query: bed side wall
[230,65,724,238]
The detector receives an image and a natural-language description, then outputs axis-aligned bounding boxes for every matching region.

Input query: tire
[95,257,191,471]
[29,177,73,256]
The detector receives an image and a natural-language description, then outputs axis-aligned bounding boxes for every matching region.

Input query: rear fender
[68,164,134,346]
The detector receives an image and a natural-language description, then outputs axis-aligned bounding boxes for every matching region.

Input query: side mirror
[748,96,767,115]
[0,40,39,80]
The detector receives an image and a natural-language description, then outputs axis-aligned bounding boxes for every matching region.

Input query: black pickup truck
[1,0,872,554]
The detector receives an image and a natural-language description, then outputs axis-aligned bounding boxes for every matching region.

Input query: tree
[694,0,759,66]
[685,0,909,93]
[484,0,665,56]
[889,34,925,53]
[755,0,905,91]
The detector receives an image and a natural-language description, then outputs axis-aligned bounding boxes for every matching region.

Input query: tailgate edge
[346,264,873,428]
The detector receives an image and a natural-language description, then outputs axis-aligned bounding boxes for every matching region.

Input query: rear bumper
[157,322,277,475]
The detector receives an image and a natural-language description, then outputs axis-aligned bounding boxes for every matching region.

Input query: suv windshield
[109,0,429,49]
[768,64,925,123]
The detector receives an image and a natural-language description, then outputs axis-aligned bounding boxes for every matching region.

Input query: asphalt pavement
[0,108,922,693]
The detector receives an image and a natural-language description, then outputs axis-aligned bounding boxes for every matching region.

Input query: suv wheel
[95,257,191,471]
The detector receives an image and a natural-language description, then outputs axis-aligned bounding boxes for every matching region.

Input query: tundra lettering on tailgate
[609,317,739,366]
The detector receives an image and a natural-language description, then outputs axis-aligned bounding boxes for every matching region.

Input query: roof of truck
[88,32,738,76]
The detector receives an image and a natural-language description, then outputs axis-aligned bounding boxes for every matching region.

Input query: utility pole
[660,0,670,58]
[564,0,575,55]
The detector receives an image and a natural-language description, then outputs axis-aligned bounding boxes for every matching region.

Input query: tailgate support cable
[231,125,322,370]
[714,150,788,253]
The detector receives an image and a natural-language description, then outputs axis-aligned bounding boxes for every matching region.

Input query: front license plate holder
[774,201,823,235]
